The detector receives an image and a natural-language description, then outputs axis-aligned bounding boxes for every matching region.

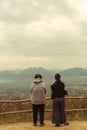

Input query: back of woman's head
[34,74,42,79]
[55,73,61,80]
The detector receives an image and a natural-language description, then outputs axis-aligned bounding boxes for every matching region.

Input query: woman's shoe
[40,123,45,126]
[33,124,37,126]
[64,122,69,126]
[55,124,60,127]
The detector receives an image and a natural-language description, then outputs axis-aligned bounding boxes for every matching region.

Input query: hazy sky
[0,0,87,70]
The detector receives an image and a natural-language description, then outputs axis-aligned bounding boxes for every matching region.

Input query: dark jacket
[50,80,68,99]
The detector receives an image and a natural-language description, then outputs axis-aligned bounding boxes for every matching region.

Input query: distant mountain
[19,67,55,84]
[0,67,55,87]
[0,67,87,87]
[60,67,87,77]
[0,70,18,80]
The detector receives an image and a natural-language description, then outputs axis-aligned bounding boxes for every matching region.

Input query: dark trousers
[52,97,66,125]
[32,104,45,124]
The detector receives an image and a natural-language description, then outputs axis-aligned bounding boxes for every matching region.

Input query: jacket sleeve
[50,84,54,99]
[64,89,68,95]
[63,83,68,95]
[42,82,46,94]
[30,83,34,94]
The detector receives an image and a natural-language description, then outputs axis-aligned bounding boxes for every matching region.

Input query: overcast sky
[0,0,87,70]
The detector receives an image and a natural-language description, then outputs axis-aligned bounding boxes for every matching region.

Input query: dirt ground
[0,121,87,130]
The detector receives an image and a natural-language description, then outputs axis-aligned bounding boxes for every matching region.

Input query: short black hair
[34,74,42,79]
[55,73,61,80]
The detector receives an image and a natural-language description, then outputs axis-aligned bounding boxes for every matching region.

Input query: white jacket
[30,78,46,104]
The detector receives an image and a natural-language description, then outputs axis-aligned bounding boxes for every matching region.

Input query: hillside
[60,67,87,76]
[0,67,87,86]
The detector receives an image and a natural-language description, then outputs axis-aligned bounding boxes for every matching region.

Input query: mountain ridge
[0,67,87,86]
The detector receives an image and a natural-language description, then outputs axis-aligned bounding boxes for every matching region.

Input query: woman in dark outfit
[50,73,69,126]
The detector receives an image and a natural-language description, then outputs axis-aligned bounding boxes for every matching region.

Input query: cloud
[0,0,87,69]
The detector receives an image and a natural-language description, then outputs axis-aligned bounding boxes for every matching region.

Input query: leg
[38,104,45,125]
[32,104,38,125]
[52,100,60,125]
[59,98,66,124]
[60,99,69,125]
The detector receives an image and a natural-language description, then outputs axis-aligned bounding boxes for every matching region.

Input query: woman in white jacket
[30,74,46,126]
